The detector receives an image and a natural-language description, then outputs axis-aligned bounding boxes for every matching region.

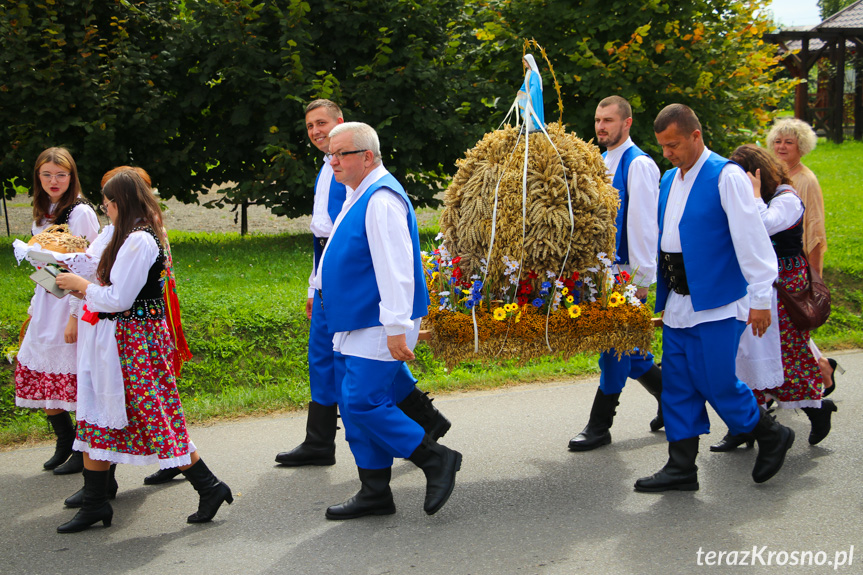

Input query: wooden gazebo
[765,0,863,142]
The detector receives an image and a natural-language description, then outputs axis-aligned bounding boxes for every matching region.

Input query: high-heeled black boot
[709,431,755,452]
[407,435,462,515]
[636,365,664,432]
[568,388,620,451]
[44,412,75,470]
[143,467,184,485]
[398,388,452,441]
[65,464,117,508]
[326,467,396,520]
[802,399,837,445]
[182,459,233,523]
[57,468,113,533]
[274,401,338,466]
[634,437,700,492]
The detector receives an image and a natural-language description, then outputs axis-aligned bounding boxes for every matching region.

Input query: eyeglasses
[330,150,367,161]
[97,198,114,215]
[39,172,70,182]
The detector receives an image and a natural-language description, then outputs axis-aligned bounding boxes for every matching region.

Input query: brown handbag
[774,264,831,331]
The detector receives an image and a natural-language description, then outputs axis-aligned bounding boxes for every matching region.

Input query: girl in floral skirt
[54,170,231,533]
[712,145,836,453]
[14,147,99,474]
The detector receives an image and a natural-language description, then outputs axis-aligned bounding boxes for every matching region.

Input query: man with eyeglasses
[275,102,450,471]
[314,122,461,519]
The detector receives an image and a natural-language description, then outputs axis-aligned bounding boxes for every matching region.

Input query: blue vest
[312,165,347,271]
[655,152,748,313]
[604,144,649,265]
[321,173,429,333]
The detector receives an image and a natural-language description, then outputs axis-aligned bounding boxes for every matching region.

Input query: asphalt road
[2,351,861,575]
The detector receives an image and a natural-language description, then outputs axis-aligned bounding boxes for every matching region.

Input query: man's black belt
[660,251,690,296]
[315,236,328,249]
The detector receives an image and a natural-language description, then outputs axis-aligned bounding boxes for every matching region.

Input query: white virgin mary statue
[517,54,546,132]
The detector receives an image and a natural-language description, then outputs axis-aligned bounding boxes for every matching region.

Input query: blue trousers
[335,353,425,469]
[598,348,655,394]
[308,291,339,407]
[661,317,760,442]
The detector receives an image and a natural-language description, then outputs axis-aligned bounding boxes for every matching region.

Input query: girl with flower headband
[54,170,231,533]
[13,147,99,475]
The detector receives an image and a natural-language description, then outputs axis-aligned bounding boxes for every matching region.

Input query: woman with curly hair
[767,118,840,396]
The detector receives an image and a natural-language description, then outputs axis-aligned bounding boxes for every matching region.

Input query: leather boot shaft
[44,412,75,470]
[408,435,462,515]
[326,467,396,520]
[398,388,452,441]
[751,407,795,483]
[568,388,619,451]
[275,401,338,466]
[57,468,113,533]
[636,365,665,432]
[634,437,699,492]
[182,458,233,523]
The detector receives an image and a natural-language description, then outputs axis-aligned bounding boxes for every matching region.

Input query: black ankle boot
[634,437,699,492]
[65,464,117,508]
[398,388,451,441]
[44,412,75,470]
[53,450,84,475]
[408,435,462,515]
[709,431,755,452]
[143,467,184,485]
[636,365,664,431]
[802,399,837,445]
[57,468,113,533]
[751,406,795,483]
[568,389,620,451]
[182,458,233,523]
[326,467,396,520]
[275,401,338,466]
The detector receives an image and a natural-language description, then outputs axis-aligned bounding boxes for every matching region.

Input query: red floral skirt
[14,363,76,410]
[76,318,193,466]
[753,256,821,407]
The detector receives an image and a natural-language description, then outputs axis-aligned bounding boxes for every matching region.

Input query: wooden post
[833,37,846,144]
[241,200,248,236]
[855,42,863,141]
[796,38,810,122]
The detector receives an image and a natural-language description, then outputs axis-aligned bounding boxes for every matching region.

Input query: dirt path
[2,192,441,236]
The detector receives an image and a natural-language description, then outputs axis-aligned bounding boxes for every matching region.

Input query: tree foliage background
[1,0,796,212]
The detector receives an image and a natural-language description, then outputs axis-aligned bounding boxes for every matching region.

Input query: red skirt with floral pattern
[76,318,193,464]
[753,256,821,407]
[14,363,76,409]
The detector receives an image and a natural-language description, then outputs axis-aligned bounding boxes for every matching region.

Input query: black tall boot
[57,468,113,533]
[274,401,338,466]
[407,435,462,515]
[636,365,664,432]
[65,464,118,508]
[634,437,700,492]
[398,388,452,441]
[750,406,795,484]
[143,466,184,485]
[325,467,396,520]
[182,458,233,523]
[568,388,620,451]
[44,412,75,470]
[802,399,837,445]
[53,451,84,475]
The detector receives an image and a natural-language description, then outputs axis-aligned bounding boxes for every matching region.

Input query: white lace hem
[16,345,77,375]
[74,440,197,468]
[759,393,822,410]
[16,398,76,410]
[77,411,130,430]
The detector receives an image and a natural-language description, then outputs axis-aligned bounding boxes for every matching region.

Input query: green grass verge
[1,140,860,446]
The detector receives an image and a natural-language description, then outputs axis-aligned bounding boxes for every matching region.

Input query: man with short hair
[315,122,461,519]
[275,102,449,469]
[568,95,663,452]
[635,104,794,492]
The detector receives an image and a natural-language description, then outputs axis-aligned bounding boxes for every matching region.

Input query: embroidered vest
[321,173,429,333]
[100,227,167,322]
[768,187,804,258]
[54,198,91,226]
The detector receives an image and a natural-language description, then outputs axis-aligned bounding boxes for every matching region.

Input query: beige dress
[791,164,827,257]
